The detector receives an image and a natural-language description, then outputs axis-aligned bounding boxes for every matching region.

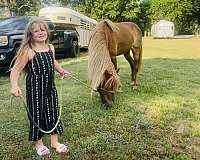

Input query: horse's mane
[88,19,121,91]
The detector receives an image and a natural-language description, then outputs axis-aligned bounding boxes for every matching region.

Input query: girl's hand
[60,69,71,78]
[10,86,22,97]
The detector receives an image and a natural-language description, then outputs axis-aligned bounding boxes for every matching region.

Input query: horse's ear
[104,70,112,79]
[116,68,120,74]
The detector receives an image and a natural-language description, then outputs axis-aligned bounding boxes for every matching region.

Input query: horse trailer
[39,7,97,48]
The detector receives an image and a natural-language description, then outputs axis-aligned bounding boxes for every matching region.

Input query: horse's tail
[132,23,143,72]
[132,43,142,72]
[138,43,143,72]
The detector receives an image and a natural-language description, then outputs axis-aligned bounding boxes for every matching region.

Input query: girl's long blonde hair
[10,17,50,70]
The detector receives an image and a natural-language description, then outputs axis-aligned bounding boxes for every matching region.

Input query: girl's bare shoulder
[27,48,35,61]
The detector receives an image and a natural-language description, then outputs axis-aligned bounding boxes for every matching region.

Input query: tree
[149,0,198,34]
[192,0,200,34]
[79,0,141,22]
[0,0,41,16]
[138,0,151,35]
[0,0,15,16]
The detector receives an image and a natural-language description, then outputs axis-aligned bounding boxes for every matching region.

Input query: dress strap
[33,49,38,54]
[48,44,55,58]
[48,45,53,53]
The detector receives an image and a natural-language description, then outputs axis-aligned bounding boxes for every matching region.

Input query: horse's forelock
[104,71,121,92]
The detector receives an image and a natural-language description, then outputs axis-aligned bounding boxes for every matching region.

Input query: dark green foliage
[149,0,200,34]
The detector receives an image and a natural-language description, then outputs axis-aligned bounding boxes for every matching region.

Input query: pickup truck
[0,16,79,74]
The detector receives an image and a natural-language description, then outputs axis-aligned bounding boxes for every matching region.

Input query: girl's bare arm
[10,50,29,96]
[49,44,71,76]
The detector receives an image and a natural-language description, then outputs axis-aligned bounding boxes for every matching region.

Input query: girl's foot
[51,143,69,154]
[34,145,50,156]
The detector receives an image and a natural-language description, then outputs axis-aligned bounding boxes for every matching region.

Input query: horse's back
[89,20,142,55]
[111,22,142,54]
[116,22,142,45]
[118,22,141,33]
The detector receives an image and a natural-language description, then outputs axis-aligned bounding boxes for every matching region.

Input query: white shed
[151,20,175,38]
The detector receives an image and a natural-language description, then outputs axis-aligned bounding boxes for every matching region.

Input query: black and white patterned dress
[26,48,63,141]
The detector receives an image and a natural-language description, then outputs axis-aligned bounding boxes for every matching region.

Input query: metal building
[151,20,175,38]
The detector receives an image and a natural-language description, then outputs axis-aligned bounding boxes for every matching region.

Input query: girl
[10,17,70,156]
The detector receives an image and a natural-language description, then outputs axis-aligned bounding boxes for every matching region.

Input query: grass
[1,38,200,159]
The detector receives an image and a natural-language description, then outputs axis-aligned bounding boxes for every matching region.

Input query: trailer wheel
[70,40,80,58]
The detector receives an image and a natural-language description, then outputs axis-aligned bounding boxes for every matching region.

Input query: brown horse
[88,19,142,107]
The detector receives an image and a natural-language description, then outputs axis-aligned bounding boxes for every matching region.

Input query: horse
[88,19,142,107]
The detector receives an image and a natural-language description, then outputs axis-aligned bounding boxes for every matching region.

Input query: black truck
[0,16,79,73]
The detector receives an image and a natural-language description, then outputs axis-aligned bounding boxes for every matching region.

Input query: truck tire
[69,40,80,58]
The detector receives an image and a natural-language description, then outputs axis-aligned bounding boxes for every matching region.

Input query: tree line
[1,0,200,35]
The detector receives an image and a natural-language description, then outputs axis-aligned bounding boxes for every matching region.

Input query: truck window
[0,17,29,31]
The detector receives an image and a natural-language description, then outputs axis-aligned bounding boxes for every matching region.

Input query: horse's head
[97,70,121,108]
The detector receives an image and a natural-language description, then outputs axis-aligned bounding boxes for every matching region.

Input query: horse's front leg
[110,55,122,92]
[111,56,117,70]
[124,51,138,88]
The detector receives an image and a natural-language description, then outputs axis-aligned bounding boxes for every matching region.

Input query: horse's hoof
[131,82,139,86]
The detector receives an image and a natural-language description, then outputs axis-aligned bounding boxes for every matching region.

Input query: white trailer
[39,7,97,48]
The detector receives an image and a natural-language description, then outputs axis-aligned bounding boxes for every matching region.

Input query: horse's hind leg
[124,51,137,87]
[131,46,142,86]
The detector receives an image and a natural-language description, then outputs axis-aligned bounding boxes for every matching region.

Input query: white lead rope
[11,73,112,134]
[11,77,64,134]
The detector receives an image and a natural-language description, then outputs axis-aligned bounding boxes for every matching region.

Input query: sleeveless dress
[25,49,63,141]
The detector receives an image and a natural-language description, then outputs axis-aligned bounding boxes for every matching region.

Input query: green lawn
[1,38,200,160]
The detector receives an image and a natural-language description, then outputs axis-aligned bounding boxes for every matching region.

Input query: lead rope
[10,73,113,134]
[69,74,96,91]
[10,76,64,134]
[68,74,114,94]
